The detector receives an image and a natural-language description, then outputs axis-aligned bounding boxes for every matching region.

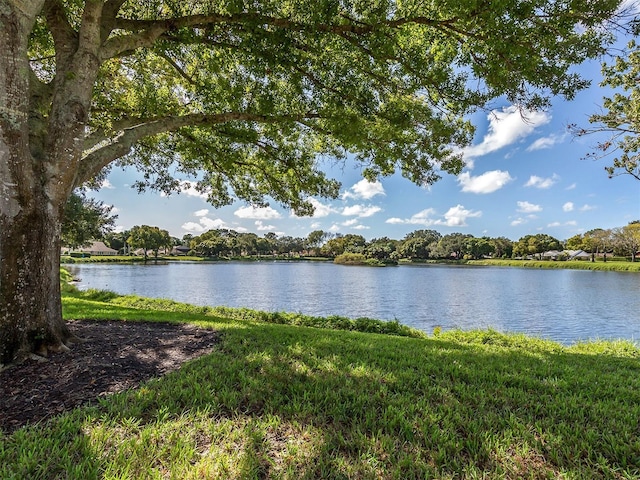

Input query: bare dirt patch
[0,320,220,433]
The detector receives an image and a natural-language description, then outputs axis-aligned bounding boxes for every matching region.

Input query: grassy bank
[2,287,640,478]
[60,255,333,264]
[61,255,640,272]
[468,258,640,272]
[60,255,206,263]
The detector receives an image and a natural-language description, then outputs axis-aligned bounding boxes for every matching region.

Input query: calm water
[67,261,640,345]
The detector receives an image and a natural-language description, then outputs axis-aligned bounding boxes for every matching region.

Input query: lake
[67,261,640,345]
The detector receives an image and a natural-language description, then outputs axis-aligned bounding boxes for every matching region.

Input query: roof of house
[566,250,590,259]
[80,241,118,254]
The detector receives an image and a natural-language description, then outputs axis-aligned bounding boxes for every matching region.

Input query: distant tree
[236,233,259,256]
[433,233,473,259]
[488,236,513,258]
[195,237,227,257]
[365,237,399,261]
[306,230,331,255]
[465,237,495,260]
[201,238,226,257]
[276,236,306,256]
[398,229,442,260]
[403,230,443,243]
[261,233,279,255]
[612,221,640,262]
[128,225,171,261]
[61,191,117,250]
[398,237,433,260]
[256,236,275,256]
[513,234,561,259]
[321,234,367,257]
[572,40,640,181]
[565,234,586,251]
[182,234,194,248]
[190,229,243,256]
[104,230,130,254]
[583,228,613,261]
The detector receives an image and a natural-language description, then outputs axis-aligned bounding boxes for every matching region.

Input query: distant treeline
[99,222,639,262]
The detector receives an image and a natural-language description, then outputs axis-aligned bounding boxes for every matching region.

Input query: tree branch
[101,12,455,60]
[100,0,128,43]
[43,0,78,67]
[78,111,320,185]
[158,52,197,85]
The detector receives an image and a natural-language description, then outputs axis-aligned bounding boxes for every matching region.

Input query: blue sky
[93,48,640,243]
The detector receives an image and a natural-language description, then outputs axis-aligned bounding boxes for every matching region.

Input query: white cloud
[234,205,282,220]
[181,222,206,233]
[527,133,566,151]
[308,198,335,218]
[199,217,234,230]
[170,180,209,199]
[517,201,542,213]
[339,219,369,230]
[255,220,276,231]
[510,218,526,226]
[563,202,574,212]
[182,216,238,233]
[438,204,482,227]
[547,221,578,228]
[524,174,559,189]
[385,208,438,226]
[566,183,577,190]
[463,106,551,163]
[580,204,596,211]
[342,179,386,200]
[291,198,336,218]
[328,224,341,233]
[110,206,120,214]
[101,179,115,189]
[458,170,513,194]
[114,225,125,233]
[194,209,209,217]
[387,206,481,228]
[341,204,382,217]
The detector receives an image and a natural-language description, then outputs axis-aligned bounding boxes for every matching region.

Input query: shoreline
[61,254,640,272]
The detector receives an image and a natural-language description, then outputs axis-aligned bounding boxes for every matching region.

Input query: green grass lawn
[468,258,640,272]
[2,286,640,478]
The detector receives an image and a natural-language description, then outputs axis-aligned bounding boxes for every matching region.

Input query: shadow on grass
[3,318,640,478]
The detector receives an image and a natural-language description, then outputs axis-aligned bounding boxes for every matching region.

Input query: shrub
[334,253,367,265]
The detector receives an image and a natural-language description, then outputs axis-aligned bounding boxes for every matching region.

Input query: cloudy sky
[94,47,639,243]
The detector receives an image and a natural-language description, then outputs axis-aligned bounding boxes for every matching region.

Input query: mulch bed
[0,320,221,434]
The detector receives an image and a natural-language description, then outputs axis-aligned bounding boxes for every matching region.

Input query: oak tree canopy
[0,0,623,364]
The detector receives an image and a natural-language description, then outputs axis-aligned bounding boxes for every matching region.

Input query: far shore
[60,254,640,272]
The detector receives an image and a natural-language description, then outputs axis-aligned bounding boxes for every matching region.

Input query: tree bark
[0,195,73,365]
[0,2,73,366]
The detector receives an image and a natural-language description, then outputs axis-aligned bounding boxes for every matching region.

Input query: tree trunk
[0,198,73,366]
[0,3,74,366]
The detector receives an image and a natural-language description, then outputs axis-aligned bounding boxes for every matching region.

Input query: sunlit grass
[2,284,640,478]
[60,255,207,263]
[469,258,640,272]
